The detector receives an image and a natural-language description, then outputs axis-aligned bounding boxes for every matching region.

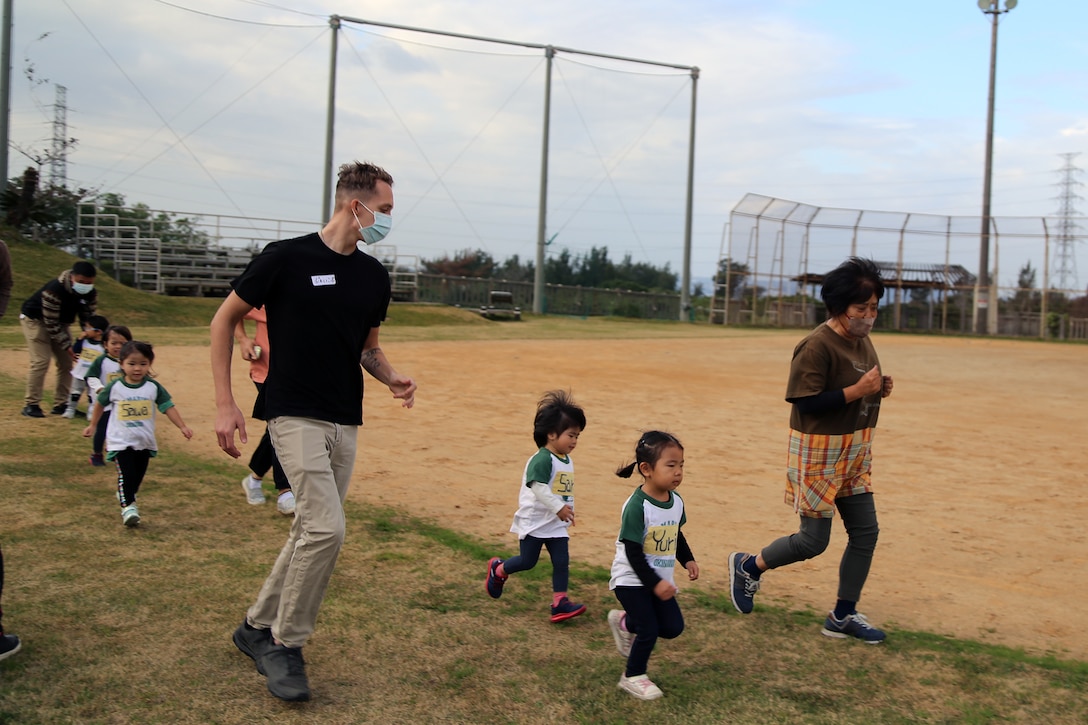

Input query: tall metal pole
[976,0,1015,335]
[679,67,699,321]
[0,0,13,185]
[321,15,341,223]
[533,46,554,315]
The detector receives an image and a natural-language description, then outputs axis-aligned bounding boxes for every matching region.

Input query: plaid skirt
[784,428,874,518]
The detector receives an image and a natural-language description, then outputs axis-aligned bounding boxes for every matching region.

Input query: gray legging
[760,492,879,603]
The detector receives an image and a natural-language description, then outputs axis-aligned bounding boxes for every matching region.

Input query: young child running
[63,315,109,418]
[84,325,132,466]
[83,341,193,526]
[607,431,699,701]
[486,390,587,623]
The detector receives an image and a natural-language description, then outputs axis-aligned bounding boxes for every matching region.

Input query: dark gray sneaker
[0,634,21,662]
[821,611,886,644]
[20,405,44,418]
[232,621,272,674]
[728,551,760,614]
[259,643,311,702]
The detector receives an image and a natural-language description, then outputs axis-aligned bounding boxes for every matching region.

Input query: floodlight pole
[321,15,341,223]
[533,47,554,315]
[679,67,699,321]
[975,0,1016,335]
[0,0,13,185]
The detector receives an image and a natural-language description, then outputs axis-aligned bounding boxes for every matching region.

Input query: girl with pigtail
[607,431,699,701]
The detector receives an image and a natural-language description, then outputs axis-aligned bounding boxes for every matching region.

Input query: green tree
[422,249,496,278]
[0,168,93,245]
[715,257,749,299]
[1012,261,1040,314]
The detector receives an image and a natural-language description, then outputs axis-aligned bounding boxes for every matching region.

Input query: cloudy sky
[10,0,1087,291]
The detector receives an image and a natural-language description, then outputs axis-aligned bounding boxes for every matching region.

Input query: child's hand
[653,579,677,601]
[180,426,194,440]
[81,425,93,438]
[557,504,575,525]
[685,561,700,581]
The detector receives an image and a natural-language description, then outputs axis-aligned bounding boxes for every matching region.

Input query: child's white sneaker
[242,475,266,505]
[277,490,296,516]
[121,504,140,527]
[608,609,633,657]
[618,674,663,701]
[62,406,76,419]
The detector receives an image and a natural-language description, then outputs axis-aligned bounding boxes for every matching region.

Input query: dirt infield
[9,329,1086,659]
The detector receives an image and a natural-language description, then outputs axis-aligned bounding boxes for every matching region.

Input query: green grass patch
[0,357,1085,722]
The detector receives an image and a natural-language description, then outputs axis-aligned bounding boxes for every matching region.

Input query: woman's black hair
[104,325,133,343]
[532,390,586,448]
[821,257,885,317]
[119,340,154,364]
[615,430,684,478]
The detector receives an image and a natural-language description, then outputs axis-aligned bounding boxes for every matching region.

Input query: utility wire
[231,0,328,19]
[341,30,492,248]
[404,57,546,251]
[94,27,276,183]
[150,0,323,28]
[346,23,541,59]
[549,60,691,260]
[110,29,326,191]
[60,0,254,225]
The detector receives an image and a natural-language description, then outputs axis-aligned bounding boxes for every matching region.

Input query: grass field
[2,236,1087,723]
[0,363,1086,725]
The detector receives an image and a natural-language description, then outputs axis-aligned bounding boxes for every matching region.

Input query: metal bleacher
[76,204,420,299]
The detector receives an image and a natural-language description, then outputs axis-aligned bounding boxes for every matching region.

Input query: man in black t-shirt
[211,161,416,703]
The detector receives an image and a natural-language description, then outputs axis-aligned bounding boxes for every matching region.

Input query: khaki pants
[248,416,358,648]
[20,316,73,408]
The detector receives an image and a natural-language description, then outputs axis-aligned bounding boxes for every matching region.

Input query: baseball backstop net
[712,193,1086,339]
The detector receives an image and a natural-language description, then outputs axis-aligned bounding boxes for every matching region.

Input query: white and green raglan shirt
[509,447,574,540]
[96,378,176,460]
[609,487,687,589]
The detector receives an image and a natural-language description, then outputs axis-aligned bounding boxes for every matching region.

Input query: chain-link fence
[713,193,1087,339]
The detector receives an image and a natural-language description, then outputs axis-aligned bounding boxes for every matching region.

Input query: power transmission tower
[49,84,68,187]
[1052,152,1083,293]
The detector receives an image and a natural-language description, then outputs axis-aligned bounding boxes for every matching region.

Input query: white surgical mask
[845,315,875,338]
[72,281,95,295]
[353,203,392,246]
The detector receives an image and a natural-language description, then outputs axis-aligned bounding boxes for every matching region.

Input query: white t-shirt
[98,378,175,458]
[609,487,687,589]
[86,355,125,410]
[71,340,105,381]
[509,447,574,540]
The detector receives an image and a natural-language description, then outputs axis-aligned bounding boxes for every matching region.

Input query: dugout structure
[713,193,1076,337]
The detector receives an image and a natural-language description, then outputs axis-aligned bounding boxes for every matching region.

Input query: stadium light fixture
[975,0,1017,335]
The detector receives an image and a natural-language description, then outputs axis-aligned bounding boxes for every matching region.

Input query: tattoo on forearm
[361,347,383,374]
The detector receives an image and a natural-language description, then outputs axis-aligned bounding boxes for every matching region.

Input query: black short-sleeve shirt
[231,233,391,425]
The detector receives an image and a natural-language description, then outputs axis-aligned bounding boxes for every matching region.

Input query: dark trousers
[502,535,569,592]
[248,383,289,491]
[93,410,110,456]
[760,492,880,603]
[614,585,684,677]
[115,448,152,507]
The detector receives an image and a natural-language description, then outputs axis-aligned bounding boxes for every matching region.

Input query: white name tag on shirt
[311,274,336,286]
